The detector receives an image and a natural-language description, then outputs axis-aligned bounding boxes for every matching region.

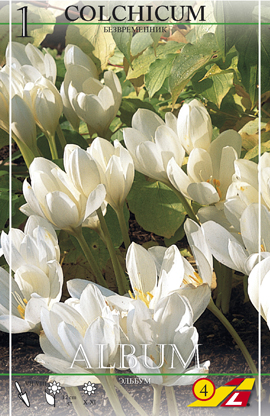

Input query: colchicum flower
[68,235,212,324]
[35,284,121,385]
[1,215,60,274]
[60,44,99,131]
[11,94,38,152]
[125,294,210,386]
[6,42,57,84]
[23,76,63,139]
[167,129,242,205]
[202,203,270,275]
[88,137,134,211]
[0,215,63,334]
[0,260,63,334]
[248,256,270,330]
[68,69,122,137]
[176,99,212,154]
[20,157,106,232]
[123,109,185,185]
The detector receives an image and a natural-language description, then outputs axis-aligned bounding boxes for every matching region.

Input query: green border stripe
[1,373,269,376]
[1,22,269,25]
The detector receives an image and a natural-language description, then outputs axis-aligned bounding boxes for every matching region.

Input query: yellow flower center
[12,292,28,319]
[183,271,203,287]
[128,288,154,308]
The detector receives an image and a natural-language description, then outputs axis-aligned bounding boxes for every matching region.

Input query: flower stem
[152,384,162,416]
[116,205,130,249]
[97,208,128,295]
[213,259,232,314]
[113,377,149,416]
[65,387,90,416]
[168,185,199,224]
[71,227,108,288]
[99,375,126,416]
[56,124,67,150]
[46,133,58,160]
[208,298,259,394]
[165,386,179,416]
[220,265,232,315]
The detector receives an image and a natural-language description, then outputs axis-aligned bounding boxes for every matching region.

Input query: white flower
[35,284,121,384]
[88,137,134,211]
[60,45,98,131]
[20,157,106,232]
[202,203,270,275]
[68,70,122,136]
[177,99,212,154]
[125,294,210,386]
[248,256,270,330]
[23,76,63,138]
[167,130,242,205]
[11,94,37,149]
[6,42,57,84]
[123,109,185,185]
[1,215,60,274]
[0,261,63,334]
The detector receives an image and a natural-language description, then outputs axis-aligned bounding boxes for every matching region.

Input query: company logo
[188,377,255,407]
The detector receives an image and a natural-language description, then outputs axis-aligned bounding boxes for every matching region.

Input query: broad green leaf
[168,33,217,105]
[127,174,186,239]
[214,2,240,61]
[120,98,156,126]
[145,54,176,98]
[261,26,270,96]
[198,69,234,108]
[130,32,153,56]
[0,3,55,63]
[66,18,116,72]
[236,27,258,107]
[62,129,88,149]
[164,222,186,247]
[112,30,132,65]
[156,41,183,59]
[127,47,156,80]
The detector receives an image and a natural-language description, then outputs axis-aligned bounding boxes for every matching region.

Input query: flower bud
[177,99,212,154]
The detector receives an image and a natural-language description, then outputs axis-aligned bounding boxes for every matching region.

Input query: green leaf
[0,3,55,63]
[66,19,116,72]
[261,26,270,96]
[235,27,258,107]
[127,174,186,239]
[194,65,234,108]
[156,41,183,59]
[145,54,176,98]
[0,130,9,150]
[164,222,186,247]
[127,47,156,80]
[168,33,218,105]
[62,129,88,149]
[130,32,153,56]
[214,2,240,60]
[120,98,156,126]
[112,30,132,65]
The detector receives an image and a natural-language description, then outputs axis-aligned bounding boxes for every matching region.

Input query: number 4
[17,6,29,37]
[200,384,208,397]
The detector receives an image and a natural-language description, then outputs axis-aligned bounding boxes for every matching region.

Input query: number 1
[17,6,29,37]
